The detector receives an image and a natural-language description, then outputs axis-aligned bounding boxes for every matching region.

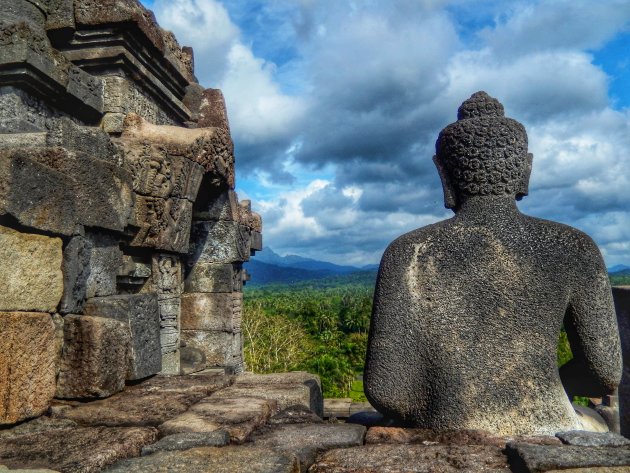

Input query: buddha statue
[364,91,622,435]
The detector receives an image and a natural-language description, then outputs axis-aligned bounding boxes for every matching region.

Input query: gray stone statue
[364,91,622,435]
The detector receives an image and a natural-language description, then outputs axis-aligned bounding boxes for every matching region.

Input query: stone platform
[1,371,629,473]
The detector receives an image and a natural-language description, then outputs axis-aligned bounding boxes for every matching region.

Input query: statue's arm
[559,236,622,398]
[364,241,408,412]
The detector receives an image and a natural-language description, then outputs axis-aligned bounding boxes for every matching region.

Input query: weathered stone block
[160,349,180,375]
[56,315,131,399]
[184,262,234,293]
[310,444,509,472]
[104,446,298,473]
[84,231,123,299]
[158,397,277,442]
[213,384,314,419]
[198,88,230,131]
[180,330,241,368]
[193,189,239,221]
[120,113,234,185]
[46,117,120,165]
[121,144,204,201]
[506,443,630,472]
[0,426,157,472]
[29,149,134,232]
[84,294,161,380]
[188,221,250,264]
[0,312,57,425]
[141,431,230,456]
[614,286,630,437]
[251,424,366,471]
[130,195,193,254]
[234,372,324,418]
[181,292,242,332]
[60,235,91,314]
[0,149,77,235]
[158,298,180,354]
[152,254,182,298]
[251,231,263,251]
[0,225,63,312]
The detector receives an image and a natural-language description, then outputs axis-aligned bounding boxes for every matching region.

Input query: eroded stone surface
[310,444,510,472]
[268,405,324,425]
[234,373,324,418]
[181,292,242,331]
[141,431,230,455]
[53,389,202,428]
[159,396,277,443]
[83,294,161,380]
[104,446,299,473]
[365,427,561,447]
[0,312,57,425]
[251,424,366,470]
[56,315,131,399]
[0,226,63,313]
[506,443,630,472]
[556,430,630,447]
[0,426,157,473]
[365,91,622,435]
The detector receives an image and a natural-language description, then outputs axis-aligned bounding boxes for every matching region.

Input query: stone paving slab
[234,372,323,417]
[141,431,230,456]
[126,373,233,397]
[104,446,299,473]
[212,384,312,417]
[250,423,366,471]
[365,426,562,447]
[555,430,630,447]
[268,405,323,425]
[51,390,203,428]
[158,396,277,443]
[0,426,157,473]
[506,443,630,472]
[309,444,510,472]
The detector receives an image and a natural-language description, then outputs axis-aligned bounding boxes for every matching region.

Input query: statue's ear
[515,153,533,201]
[433,155,458,210]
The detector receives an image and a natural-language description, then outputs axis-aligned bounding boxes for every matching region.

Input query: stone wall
[0,0,262,425]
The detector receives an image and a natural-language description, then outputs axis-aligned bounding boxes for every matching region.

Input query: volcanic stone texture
[234,373,324,418]
[365,92,622,435]
[52,373,231,427]
[158,396,277,443]
[0,425,157,473]
[250,424,366,471]
[309,444,510,472]
[104,447,299,473]
[507,443,630,472]
[0,149,77,235]
[0,312,57,425]
[55,315,131,399]
[614,286,630,437]
[0,225,63,313]
[84,294,161,380]
[60,236,91,314]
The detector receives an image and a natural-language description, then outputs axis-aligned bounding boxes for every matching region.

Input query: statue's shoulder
[521,214,602,258]
[382,219,453,261]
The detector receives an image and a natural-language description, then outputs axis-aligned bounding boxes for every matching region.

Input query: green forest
[243,272,628,400]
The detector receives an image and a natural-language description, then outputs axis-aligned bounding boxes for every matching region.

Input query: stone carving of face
[433,91,533,211]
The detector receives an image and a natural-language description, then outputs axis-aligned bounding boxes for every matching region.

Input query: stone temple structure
[0,0,262,425]
[364,91,623,436]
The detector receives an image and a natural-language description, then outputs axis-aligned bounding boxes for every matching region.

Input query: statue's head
[434,91,533,210]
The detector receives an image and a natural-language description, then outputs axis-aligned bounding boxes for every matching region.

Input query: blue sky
[141,0,630,267]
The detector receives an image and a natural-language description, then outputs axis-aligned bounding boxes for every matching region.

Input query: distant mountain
[254,247,365,274]
[245,247,378,286]
[609,264,630,275]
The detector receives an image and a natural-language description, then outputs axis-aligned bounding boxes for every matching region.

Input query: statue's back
[364,92,621,435]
